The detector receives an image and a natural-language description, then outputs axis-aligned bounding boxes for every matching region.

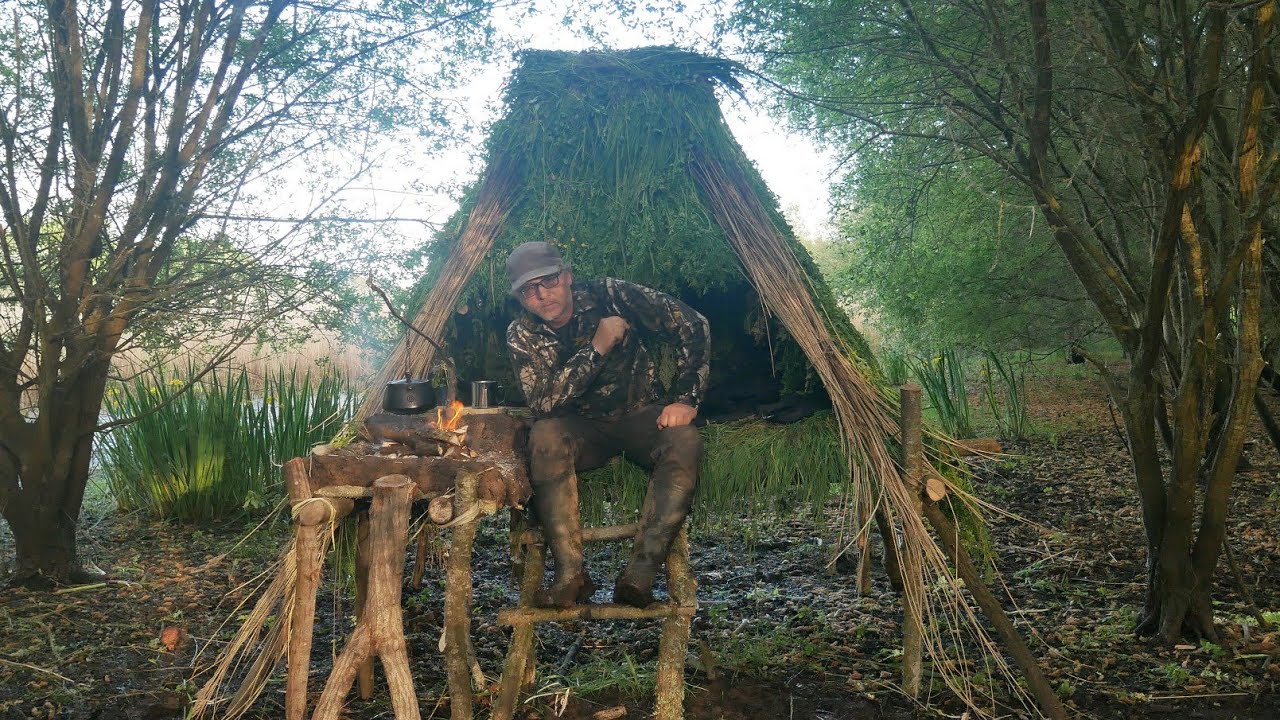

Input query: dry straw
[691,149,1040,715]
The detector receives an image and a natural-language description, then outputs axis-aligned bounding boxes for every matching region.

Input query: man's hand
[657,402,697,429]
[592,315,630,355]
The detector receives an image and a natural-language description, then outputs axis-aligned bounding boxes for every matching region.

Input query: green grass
[576,412,848,533]
[99,365,356,522]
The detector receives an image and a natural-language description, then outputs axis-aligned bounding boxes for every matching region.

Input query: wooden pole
[284,459,318,720]
[312,475,420,720]
[654,528,697,720]
[492,530,545,720]
[921,501,1069,720]
[283,459,354,720]
[899,384,925,699]
[874,505,905,592]
[853,483,874,594]
[354,512,374,699]
[412,522,429,589]
[444,471,481,720]
[518,522,640,545]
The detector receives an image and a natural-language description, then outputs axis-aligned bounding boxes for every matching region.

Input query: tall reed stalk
[100,366,356,521]
[911,348,974,438]
[982,352,1030,440]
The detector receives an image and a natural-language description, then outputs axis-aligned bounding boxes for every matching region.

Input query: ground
[1,369,1279,719]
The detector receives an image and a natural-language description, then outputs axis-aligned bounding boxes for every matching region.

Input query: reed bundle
[353,155,519,423]
[690,150,1039,714]
[189,538,299,719]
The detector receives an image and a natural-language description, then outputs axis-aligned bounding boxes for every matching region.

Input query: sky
[320,1,839,257]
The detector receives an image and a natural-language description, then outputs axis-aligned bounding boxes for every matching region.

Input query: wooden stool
[491,523,698,720]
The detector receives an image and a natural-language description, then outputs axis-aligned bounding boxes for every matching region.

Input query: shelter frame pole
[899,384,925,699]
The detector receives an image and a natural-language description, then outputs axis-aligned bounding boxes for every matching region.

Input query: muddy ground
[2,371,1279,719]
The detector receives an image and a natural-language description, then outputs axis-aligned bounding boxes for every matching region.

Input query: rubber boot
[613,472,696,608]
[530,477,594,608]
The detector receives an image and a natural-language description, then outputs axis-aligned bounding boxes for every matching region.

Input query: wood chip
[924,476,948,502]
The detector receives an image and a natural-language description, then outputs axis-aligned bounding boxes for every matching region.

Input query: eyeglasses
[515,271,564,299]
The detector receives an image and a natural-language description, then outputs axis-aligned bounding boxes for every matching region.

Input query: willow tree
[736,0,1278,641]
[0,0,500,585]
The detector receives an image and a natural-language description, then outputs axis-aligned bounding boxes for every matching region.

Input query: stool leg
[654,528,696,720]
[444,472,481,720]
[286,523,323,720]
[493,539,545,720]
[354,512,374,699]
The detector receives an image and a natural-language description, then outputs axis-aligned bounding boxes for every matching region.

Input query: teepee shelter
[352,46,1064,718]
[193,47,1067,720]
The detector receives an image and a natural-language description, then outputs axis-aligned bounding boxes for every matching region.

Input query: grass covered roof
[406,46,871,411]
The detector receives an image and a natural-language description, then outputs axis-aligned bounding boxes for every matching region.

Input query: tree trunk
[1,369,108,586]
[5,497,81,584]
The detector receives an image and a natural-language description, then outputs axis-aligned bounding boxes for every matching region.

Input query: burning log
[367,401,473,458]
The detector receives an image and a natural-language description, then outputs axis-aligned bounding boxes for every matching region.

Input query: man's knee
[529,418,577,484]
[652,425,702,482]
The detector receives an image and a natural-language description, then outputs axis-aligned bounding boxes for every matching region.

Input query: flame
[436,400,465,432]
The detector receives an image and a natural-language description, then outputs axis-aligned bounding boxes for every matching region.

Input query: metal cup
[471,380,496,409]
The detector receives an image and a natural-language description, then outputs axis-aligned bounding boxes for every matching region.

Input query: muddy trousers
[527,405,703,607]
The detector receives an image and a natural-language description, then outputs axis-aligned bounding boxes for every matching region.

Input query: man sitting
[505,242,709,608]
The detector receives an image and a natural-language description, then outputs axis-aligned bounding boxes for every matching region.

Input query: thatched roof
[377,46,872,418]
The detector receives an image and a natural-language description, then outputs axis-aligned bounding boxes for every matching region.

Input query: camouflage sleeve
[506,321,605,416]
[604,278,711,408]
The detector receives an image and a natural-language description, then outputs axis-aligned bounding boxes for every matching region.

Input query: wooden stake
[444,471,481,720]
[921,501,1069,720]
[412,522,428,589]
[312,475,420,720]
[899,384,925,699]
[874,505,905,592]
[284,459,314,720]
[853,484,874,594]
[282,459,360,720]
[654,528,697,720]
[354,512,374,699]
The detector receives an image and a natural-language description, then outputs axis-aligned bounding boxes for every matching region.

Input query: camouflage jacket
[507,278,710,419]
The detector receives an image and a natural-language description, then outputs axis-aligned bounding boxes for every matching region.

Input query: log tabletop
[306,409,532,510]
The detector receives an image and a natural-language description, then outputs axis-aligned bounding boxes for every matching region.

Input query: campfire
[371,400,478,458]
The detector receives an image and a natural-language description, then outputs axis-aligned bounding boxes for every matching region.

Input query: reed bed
[101,366,355,521]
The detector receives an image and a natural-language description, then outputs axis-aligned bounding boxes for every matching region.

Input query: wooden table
[283,410,531,720]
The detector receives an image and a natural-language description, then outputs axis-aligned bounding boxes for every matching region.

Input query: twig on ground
[0,657,74,684]
[52,582,107,594]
